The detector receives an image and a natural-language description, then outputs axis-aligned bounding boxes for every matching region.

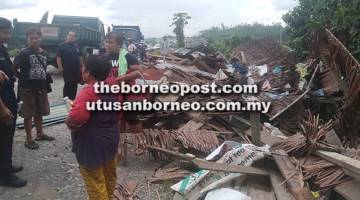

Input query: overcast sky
[0,0,298,38]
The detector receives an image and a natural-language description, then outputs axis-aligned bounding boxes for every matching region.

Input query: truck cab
[111,25,144,47]
[10,15,105,67]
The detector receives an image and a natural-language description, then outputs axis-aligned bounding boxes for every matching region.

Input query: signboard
[41,27,58,37]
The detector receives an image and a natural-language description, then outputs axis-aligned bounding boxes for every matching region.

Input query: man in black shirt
[56,31,83,100]
[0,17,27,187]
[138,41,147,62]
[102,32,144,165]
[102,32,139,79]
[14,28,54,150]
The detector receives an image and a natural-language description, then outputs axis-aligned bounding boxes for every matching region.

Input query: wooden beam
[267,162,295,200]
[248,176,276,200]
[315,150,360,181]
[232,115,251,126]
[147,145,268,176]
[178,120,203,132]
[272,150,314,200]
[194,159,268,176]
[334,181,360,200]
[250,112,261,145]
[261,132,360,181]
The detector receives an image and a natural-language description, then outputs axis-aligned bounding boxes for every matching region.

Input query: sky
[0,0,298,38]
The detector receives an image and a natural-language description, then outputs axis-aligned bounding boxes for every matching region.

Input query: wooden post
[250,112,261,145]
[240,51,246,63]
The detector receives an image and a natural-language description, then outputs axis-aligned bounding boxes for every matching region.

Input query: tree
[170,12,191,48]
[199,23,285,55]
[283,0,360,60]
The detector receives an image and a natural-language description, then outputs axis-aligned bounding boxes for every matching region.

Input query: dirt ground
[0,66,173,200]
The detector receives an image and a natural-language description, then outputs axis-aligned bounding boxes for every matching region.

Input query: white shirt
[128,44,136,52]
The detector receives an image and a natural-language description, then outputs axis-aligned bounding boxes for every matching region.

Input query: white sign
[41,27,58,37]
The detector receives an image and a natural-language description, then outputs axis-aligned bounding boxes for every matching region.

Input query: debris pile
[312,29,360,148]
[12,27,356,199]
[148,164,192,184]
[230,37,297,67]
[120,29,360,200]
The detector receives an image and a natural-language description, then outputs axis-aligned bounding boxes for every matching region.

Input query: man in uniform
[0,17,27,187]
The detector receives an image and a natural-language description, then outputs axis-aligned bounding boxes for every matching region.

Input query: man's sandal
[35,134,55,141]
[24,141,39,150]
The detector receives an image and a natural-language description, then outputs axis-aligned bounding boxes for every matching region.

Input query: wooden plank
[148,53,185,62]
[323,129,343,147]
[178,120,203,132]
[250,112,261,145]
[147,145,268,176]
[261,132,360,180]
[248,176,276,200]
[193,117,226,133]
[272,150,314,200]
[232,115,251,126]
[315,150,360,180]
[193,159,268,176]
[267,163,295,200]
[334,181,360,200]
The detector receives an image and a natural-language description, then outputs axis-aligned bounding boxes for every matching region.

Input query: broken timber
[264,133,360,181]
[194,159,268,176]
[271,149,314,200]
[267,162,295,200]
[315,150,360,181]
[269,60,319,121]
[334,181,360,200]
[268,169,295,200]
[250,112,261,145]
[147,145,268,176]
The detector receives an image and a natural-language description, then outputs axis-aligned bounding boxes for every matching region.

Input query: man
[127,39,137,55]
[14,28,54,150]
[102,32,145,165]
[0,17,27,187]
[138,41,147,62]
[56,31,83,100]
[103,32,140,80]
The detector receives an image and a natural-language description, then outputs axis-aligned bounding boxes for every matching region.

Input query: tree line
[174,0,360,59]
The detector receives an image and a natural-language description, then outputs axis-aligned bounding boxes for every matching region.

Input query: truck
[10,15,105,67]
[110,25,144,46]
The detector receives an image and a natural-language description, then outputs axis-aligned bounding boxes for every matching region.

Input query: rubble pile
[230,37,297,67]
[120,29,359,200]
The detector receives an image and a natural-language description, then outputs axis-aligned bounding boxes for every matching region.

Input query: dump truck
[10,15,105,67]
[110,25,144,46]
